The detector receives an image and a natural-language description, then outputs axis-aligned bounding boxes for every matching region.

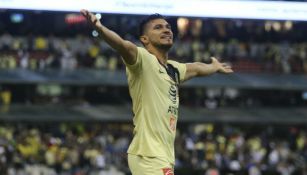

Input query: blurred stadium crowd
[0,123,307,175]
[0,17,307,74]
[0,123,130,175]
[0,10,307,175]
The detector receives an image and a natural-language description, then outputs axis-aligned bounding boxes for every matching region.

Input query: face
[141,18,173,50]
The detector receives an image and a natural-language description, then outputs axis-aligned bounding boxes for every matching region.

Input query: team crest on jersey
[169,115,176,132]
[162,168,174,175]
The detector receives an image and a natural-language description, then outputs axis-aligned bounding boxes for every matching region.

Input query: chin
[160,43,173,50]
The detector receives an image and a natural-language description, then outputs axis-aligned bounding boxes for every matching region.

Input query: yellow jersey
[124,47,186,165]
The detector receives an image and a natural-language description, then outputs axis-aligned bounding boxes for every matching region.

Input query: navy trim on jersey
[157,60,180,85]
[166,63,180,85]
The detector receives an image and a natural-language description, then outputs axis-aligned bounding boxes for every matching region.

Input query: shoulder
[167,59,181,65]
[167,60,186,69]
[137,47,150,55]
[136,47,154,61]
[167,59,187,83]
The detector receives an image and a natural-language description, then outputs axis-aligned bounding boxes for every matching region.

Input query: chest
[148,62,180,103]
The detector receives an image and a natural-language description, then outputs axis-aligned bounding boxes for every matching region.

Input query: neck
[146,45,169,66]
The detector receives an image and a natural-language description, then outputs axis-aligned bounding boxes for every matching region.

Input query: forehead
[148,18,169,26]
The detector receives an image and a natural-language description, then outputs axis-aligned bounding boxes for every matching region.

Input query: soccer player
[81,9,233,175]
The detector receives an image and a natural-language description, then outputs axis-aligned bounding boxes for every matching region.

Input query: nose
[163,28,172,34]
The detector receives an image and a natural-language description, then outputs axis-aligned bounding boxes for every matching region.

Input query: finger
[221,63,228,66]
[210,57,218,62]
[221,62,231,66]
[88,13,97,23]
[83,11,95,23]
[225,68,234,73]
[80,9,88,16]
[220,67,233,73]
[82,10,94,22]
[222,65,232,69]
[222,64,229,68]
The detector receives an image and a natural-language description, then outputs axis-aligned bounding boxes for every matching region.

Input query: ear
[140,35,149,45]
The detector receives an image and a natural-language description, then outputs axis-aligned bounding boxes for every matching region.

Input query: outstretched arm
[81,9,137,65]
[184,57,233,81]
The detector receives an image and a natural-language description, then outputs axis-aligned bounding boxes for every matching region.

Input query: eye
[166,24,171,29]
[154,25,162,29]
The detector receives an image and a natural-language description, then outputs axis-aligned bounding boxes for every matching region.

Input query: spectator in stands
[1,17,307,74]
[0,87,12,113]
[0,32,13,51]
[1,123,307,174]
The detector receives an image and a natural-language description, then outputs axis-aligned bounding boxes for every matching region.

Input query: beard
[155,42,173,51]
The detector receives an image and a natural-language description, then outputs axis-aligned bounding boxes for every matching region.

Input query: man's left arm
[184,57,233,81]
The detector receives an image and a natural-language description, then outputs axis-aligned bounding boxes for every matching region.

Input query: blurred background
[0,0,307,175]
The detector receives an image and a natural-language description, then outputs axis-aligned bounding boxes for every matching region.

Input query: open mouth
[161,35,172,40]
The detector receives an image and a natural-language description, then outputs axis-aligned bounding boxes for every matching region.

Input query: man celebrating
[81,10,233,175]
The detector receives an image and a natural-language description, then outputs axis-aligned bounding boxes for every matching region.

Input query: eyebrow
[153,23,171,28]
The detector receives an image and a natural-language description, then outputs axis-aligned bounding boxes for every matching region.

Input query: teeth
[162,36,171,39]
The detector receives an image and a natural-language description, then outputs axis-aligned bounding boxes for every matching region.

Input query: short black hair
[139,13,166,37]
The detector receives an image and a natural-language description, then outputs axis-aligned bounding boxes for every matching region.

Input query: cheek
[148,32,159,39]
[149,35,160,43]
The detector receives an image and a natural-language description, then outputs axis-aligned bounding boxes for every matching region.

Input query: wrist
[212,63,219,73]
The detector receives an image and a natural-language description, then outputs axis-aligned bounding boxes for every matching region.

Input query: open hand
[80,9,102,28]
[211,57,233,73]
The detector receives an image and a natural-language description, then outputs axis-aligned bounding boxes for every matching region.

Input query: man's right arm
[81,9,137,65]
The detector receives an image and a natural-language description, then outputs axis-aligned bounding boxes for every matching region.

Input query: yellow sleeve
[122,47,146,73]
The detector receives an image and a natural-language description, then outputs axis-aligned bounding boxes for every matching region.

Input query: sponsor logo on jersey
[168,85,177,104]
[167,106,178,115]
